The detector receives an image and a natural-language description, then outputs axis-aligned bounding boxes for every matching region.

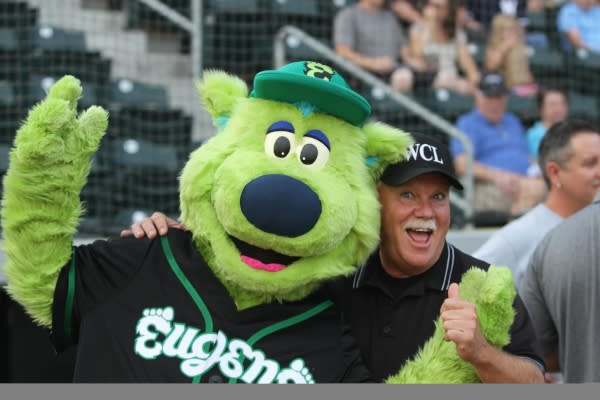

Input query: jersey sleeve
[51,236,153,351]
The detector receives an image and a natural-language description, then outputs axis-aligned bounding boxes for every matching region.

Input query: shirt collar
[353,242,456,297]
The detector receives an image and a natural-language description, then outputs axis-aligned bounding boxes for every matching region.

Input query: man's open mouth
[405,228,433,244]
[230,236,300,272]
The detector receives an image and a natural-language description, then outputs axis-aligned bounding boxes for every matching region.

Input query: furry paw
[472,266,516,347]
[14,75,107,166]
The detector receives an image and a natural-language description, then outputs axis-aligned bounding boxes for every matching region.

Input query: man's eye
[433,193,446,201]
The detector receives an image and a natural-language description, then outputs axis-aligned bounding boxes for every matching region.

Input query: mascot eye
[297,137,330,169]
[265,131,296,159]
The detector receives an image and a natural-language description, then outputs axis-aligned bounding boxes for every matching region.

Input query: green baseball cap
[250,61,371,127]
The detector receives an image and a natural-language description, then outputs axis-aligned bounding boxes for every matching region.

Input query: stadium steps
[24,0,201,120]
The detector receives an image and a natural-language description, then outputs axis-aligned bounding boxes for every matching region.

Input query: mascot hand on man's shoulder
[1,61,412,383]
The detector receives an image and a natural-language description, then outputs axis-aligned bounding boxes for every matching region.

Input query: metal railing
[137,0,203,139]
[274,25,474,228]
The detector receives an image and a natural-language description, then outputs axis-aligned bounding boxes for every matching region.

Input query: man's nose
[414,199,434,217]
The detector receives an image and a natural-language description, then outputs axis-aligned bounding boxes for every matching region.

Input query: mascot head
[179,61,412,308]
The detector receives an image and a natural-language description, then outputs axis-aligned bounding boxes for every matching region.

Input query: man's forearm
[472,345,544,383]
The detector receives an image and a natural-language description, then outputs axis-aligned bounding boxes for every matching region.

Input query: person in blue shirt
[557,0,600,53]
[526,86,569,160]
[450,73,546,219]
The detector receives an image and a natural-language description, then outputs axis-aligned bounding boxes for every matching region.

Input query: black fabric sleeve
[503,293,546,372]
[52,236,153,351]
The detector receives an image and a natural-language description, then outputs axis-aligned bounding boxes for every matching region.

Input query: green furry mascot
[1,61,516,383]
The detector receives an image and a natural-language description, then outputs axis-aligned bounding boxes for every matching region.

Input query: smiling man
[339,132,545,382]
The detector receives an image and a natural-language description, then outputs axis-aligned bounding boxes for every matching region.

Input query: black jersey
[333,242,545,382]
[51,230,371,383]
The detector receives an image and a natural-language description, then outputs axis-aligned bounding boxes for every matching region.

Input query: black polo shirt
[335,241,545,382]
[51,230,371,383]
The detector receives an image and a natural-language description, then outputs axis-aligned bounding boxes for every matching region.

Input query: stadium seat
[30,25,87,52]
[108,137,181,221]
[78,143,118,235]
[0,80,14,107]
[108,78,169,111]
[28,50,111,106]
[126,0,190,33]
[565,49,600,96]
[203,0,270,80]
[283,35,332,64]
[0,27,29,106]
[28,74,100,109]
[568,91,598,123]
[270,0,326,38]
[421,88,474,123]
[528,46,565,86]
[507,94,538,126]
[109,107,191,141]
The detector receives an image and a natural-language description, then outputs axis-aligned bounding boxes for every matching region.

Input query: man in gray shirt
[473,119,600,289]
[333,0,407,84]
[521,200,600,383]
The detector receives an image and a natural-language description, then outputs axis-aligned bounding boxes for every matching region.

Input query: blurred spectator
[526,86,569,159]
[392,0,480,94]
[557,0,600,53]
[464,0,527,32]
[485,14,538,96]
[450,73,546,218]
[527,0,568,11]
[389,0,426,27]
[521,199,600,383]
[334,0,407,85]
[473,119,600,290]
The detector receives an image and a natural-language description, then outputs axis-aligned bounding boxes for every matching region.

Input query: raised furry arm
[1,76,107,327]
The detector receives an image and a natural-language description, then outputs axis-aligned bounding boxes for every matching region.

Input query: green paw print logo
[303,61,335,81]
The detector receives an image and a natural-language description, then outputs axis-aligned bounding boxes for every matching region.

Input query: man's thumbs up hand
[440,282,489,364]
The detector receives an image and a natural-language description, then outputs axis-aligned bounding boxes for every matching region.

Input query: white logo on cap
[407,143,444,165]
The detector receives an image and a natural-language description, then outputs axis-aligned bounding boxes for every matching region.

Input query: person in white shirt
[473,118,600,290]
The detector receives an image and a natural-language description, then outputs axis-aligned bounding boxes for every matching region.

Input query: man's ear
[196,70,249,128]
[363,122,413,180]
[545,160,560,187]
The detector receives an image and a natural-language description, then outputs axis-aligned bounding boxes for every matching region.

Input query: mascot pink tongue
[241,255,287,272]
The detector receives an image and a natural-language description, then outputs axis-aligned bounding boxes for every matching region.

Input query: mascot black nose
[240,174,321,237]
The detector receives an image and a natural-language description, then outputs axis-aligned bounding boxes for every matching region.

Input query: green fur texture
[196,70,248,125]
[182,71,412,309]
[1,76,108,326]
[386,266,516,384]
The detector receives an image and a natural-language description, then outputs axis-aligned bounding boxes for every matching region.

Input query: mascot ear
[363,122,413,180]
[196,70,249,129]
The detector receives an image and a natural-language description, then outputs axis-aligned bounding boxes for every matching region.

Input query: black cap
[381,133,463,190]
[478,73,509,97]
